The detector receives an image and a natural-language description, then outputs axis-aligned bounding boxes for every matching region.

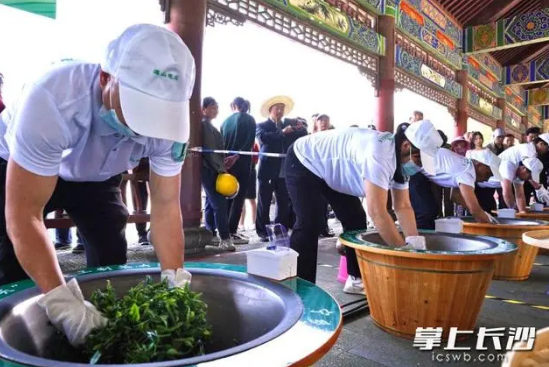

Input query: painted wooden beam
[527,87,549,106]
[504,58,549,85]
[465,8,549,54]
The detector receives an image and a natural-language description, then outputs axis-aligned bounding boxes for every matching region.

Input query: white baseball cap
[538,133,549,145]
[523,158,544,183]
[404,120,443,175]
[493,128,505,138]
[101,24,195,143]
[468,149,502,181]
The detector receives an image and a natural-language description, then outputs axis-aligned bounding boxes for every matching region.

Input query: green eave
[0,0,56,19]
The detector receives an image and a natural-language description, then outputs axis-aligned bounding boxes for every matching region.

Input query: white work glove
[161,268,192,288]
[37,278,107,347]
[536,187,549,206]
[402,236,427,250]
[485,211,500,224]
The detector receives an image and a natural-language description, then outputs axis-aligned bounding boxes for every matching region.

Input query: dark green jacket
[201,117,225,173]
[221,112,256,167]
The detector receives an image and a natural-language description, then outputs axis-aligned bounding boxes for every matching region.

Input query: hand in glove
[485,211,500,224]
[536,187,549,206]
[401,236,427,250]
[161,268,192,288]
[38,278,107,347]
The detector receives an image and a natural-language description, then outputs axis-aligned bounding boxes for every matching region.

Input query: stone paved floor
[51,218,549,366]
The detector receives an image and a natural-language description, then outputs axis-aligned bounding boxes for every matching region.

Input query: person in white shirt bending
[421,148,500,224]
[498,135,549,211]
[284,120,441,294]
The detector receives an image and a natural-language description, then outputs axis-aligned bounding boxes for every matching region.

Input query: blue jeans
[55,228,84,245]
[202,167,230,240]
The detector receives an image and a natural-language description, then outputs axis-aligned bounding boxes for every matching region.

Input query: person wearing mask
[523,127,542,205]
[285,120,442,293]
[0,24,194,346]
[200,97,236,252]
[503,134,515,149]
[221,97,256,244]
[498,134,549,211]
[255,96,307,241]
[422,148,501,224]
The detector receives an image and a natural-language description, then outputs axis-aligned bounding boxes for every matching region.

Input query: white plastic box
[435,218,463,234]
[531,203,544,212]
[246,248,299,281]
[498,208,516,218]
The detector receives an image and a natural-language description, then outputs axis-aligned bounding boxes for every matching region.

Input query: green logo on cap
[153,69,179,81]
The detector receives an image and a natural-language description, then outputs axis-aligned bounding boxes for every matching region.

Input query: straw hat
[260,95,294,118]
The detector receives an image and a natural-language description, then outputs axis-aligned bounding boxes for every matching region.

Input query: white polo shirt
[0,61,183,182]
[292,128,408,197]
[422,148,476,188]
[498,143,536,185]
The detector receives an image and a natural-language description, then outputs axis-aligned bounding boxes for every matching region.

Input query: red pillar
[168,0,206,229]
[496,97,506,130]
[455,70,468,137]
[375,16,395,132]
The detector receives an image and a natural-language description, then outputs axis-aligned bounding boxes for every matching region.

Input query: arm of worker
[6,161,64,292]
[514,182,527,212]
[458,184,491,223]
[364,180,406,247]
[5,85,106,347]
[501,179,517,209]
[450,187,467,207]
[202,121,226,173]
[391,188,419,238]
[148,145,191,288]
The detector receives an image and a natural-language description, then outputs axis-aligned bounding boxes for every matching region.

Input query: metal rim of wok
[339,229,517,258]
[460,216,549,229]
[0,268,305,367]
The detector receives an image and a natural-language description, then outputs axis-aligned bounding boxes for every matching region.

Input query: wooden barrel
[340,231,516,339]
[461,217,549,281]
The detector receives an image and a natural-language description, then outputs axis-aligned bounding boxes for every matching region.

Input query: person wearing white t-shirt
[420,148,500,224]
[285,120,442,293]
[498,136,549,211]
[0,25,195,347]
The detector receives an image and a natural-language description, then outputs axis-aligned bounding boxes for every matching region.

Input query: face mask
[100,106,137,137]
[401,146,421,177]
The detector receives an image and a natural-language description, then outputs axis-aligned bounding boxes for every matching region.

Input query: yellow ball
[216,173,239,198]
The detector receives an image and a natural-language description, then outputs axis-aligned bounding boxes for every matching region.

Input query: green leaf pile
[83,276,212,364]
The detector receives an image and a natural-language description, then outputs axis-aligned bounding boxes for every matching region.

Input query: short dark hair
[505,133,515,138]
[202,97,217,109]
[526,127,541,136]
[232,97,249,113]
[413,111,423,118]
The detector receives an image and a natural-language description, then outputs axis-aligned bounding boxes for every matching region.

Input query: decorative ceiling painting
[465,8,549,54]
[504,58,549,85]
[265,0,386,56]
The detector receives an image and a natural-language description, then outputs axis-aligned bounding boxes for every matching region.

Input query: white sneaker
[343,276,365,295]
[219,238,236,252]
